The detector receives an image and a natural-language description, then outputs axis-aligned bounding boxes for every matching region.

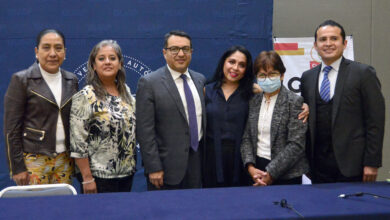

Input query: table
[0,182,389,219]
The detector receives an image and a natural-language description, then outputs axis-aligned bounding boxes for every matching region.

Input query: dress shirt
[317,56,342,99]
[39,64,66,153]
[167,65,203,140]
[256,93,278,160]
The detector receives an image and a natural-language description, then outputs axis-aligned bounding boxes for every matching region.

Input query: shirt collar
[321,56,342,72]
[38,63,61,77]
[167,64,190,81]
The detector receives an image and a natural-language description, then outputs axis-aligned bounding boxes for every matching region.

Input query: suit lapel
[332,57,350,127]
[270,87,287,147]
[250,94,262,147]
[307,65,321,148]
[161,66,187,121]
[60,70,75,107]
[189,70,206,130]
[29,63,58,106]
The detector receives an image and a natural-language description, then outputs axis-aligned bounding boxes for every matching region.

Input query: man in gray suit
[300,20,385,183]
[136,30,206,190]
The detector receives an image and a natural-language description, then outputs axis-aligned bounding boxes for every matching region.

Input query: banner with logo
[0,0,273,189]
[273,36,354,94]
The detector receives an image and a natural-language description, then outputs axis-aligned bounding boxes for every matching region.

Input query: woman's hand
[298,103,309,123]
[12,171,30,185]
[247,164,267,186]
[82,179,97,194]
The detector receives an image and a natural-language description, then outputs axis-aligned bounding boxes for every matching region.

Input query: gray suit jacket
[240,86,309,180]
[300,58,385,177]
[136,66,206,185]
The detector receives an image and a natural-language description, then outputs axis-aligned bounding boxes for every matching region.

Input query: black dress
[203,82,251,187]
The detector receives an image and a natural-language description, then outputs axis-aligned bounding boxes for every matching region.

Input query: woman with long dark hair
[203,46,255,187]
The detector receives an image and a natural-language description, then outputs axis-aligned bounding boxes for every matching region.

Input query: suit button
[185,148,189,153]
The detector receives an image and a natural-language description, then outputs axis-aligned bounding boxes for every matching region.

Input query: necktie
[319,66,332,102]
[180,74,199,151]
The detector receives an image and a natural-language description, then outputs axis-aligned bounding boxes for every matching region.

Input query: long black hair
[208,45,255,100]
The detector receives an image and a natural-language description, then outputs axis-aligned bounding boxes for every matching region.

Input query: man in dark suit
[300,20,385,183]
[136,30,206,190]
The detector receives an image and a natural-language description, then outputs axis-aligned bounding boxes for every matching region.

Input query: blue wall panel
[0,0,273,190]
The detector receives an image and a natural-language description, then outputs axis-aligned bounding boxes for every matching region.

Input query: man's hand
[149,171,164,189]
[298,103,309,123]
[253,83,262,94]
[12,171,30,185]
[363,166,378,182]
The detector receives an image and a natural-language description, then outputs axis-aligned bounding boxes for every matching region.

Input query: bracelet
[82,178,95,185]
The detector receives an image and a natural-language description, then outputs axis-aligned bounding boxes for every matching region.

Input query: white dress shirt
[317,56,342,99]
[256,93,278,160]
[167,65,203,140]
[39,64,66,153]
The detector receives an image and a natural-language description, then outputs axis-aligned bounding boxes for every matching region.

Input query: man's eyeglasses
[257,71,281,82]
[165,46,192,55]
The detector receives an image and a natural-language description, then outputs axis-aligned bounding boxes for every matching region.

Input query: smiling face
[93,45,121,82]
[163,35,192,73]
[314,25,347,66]
[223,51,247,84]
[34,33,66,73]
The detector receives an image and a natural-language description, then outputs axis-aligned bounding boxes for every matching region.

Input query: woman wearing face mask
[241,50,309,186]
[4,29,78,186]
[70,40,136,193]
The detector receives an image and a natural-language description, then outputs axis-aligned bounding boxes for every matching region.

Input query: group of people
[3,19,385,194]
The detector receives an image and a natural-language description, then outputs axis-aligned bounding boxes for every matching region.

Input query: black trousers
[255,156,302,185]
[312,150,362,183]
[147,147,202,191]
[77,173,134,193]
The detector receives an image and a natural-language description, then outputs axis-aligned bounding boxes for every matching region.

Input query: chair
[0,183,77,198]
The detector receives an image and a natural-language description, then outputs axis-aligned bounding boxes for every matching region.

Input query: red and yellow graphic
[274,43,304,55]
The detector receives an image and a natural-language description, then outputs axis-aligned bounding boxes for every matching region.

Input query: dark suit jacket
[136,66,206,185]
[241,86,309,180]
[300,57,385,177]
[4,62,79,175]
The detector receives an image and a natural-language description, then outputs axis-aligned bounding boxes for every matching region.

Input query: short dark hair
[36,29,66,47]
[164,30,192,48]
[208,45,255,100]
[253,50,286,76]
[314,20,346,42]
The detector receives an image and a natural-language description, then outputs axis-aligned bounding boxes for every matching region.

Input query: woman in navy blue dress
[203,46,255,187]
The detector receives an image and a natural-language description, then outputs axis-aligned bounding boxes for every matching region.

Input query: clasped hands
[248,164,273,186]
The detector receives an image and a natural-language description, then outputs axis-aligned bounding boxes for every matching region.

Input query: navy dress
[203,82,251,187]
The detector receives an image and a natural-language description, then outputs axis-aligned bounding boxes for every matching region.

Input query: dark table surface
[0,182,389,219]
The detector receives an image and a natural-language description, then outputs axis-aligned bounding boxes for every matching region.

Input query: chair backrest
[0,184,77,198]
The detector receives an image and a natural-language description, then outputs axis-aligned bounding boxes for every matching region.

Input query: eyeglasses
[165,46,192,55]
[257,71,281,82]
